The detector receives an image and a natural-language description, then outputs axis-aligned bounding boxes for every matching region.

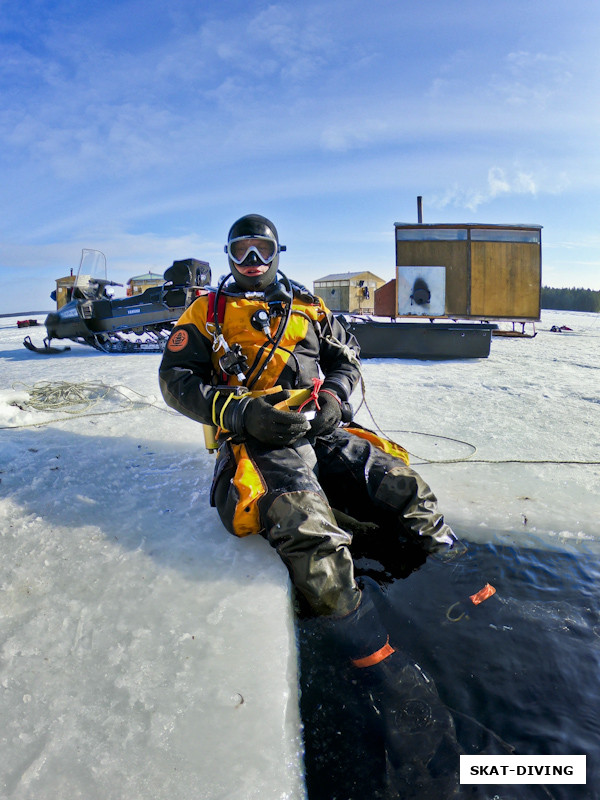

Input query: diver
[158,213,468,785]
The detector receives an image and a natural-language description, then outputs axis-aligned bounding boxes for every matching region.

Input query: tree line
[541,286,600,312]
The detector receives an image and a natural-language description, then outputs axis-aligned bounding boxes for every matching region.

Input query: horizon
[3,282,599,320]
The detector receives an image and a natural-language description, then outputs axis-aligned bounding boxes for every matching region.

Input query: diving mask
[225,235,282,265]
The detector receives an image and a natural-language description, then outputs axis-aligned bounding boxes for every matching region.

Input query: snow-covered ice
[1,308,598,798]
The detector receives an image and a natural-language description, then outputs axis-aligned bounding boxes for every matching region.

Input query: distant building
[313,271,386,314]
[53,272,77,308]
[126,272,164,296]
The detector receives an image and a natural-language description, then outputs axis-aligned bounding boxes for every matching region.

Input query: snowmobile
[23,249,210,354]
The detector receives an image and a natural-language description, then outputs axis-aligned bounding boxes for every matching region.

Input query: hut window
[396,228,468,241]
[470,228,541,243]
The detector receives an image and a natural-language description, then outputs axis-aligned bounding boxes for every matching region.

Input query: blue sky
[1,0,599,312]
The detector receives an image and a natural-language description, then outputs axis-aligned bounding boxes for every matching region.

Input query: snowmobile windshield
[72,249,114,300]
[226,236,278,265]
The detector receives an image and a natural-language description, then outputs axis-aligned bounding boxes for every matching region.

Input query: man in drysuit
[159,214,467,788]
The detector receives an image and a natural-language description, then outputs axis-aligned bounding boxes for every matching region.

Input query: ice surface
[1,309,599,798]
[354,311,599,553]
[1,321,305,800]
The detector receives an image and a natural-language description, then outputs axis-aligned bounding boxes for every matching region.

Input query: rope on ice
[1,380,175,429]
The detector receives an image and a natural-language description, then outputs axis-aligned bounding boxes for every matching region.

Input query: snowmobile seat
[163,261,191,308]
[163,258,211,309]
[164,261,191,287]
[163,288,186,308]
[163,259,211,290]
[118,285,162,307]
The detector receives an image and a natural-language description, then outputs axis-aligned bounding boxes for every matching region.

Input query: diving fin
[364,651,463,798]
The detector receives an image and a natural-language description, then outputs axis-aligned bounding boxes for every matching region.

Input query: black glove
[220,389,310,447]
[308,390,342,438]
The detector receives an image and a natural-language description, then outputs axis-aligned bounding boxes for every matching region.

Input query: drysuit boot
[329,580,462,797]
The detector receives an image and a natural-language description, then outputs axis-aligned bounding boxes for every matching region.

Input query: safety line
[359,384,600,466]
[1,380,175,430]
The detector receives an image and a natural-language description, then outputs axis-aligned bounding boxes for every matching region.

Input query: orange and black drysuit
[158,281,457,624]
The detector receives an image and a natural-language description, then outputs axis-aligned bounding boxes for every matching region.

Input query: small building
[388,221,542,320]
[313,271,386,314]
[126,272,164,296]
[53,271,77,308]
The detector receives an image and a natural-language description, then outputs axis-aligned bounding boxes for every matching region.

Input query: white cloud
[492,50,573,108]
[487,167,512,197]
[431,166,539,212]
[319,118,389,152]
[0,231,220,283]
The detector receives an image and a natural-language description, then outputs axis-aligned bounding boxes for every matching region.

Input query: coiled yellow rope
[1,380,173,429]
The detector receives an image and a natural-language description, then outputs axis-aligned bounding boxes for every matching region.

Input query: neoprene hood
[225,214,285,291]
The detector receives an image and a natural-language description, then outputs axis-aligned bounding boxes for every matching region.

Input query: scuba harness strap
[205,273,295,389]
[207,290,227,326]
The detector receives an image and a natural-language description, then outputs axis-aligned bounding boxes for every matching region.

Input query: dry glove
[308,390,342,438]
[245,391,310,445]
[219,389,310,446]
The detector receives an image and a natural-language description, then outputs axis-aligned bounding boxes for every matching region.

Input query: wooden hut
[386,222,542,321]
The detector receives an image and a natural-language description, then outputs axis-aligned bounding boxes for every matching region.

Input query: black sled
[23,249,210,355]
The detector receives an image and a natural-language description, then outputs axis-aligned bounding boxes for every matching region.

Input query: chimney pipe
[417,196,423,224]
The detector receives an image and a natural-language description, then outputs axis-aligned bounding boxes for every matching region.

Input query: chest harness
[205,272,296,389]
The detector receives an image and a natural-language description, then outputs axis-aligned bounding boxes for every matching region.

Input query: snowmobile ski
[23,336,71,354]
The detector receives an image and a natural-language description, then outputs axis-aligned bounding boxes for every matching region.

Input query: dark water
[296,540,600,800]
